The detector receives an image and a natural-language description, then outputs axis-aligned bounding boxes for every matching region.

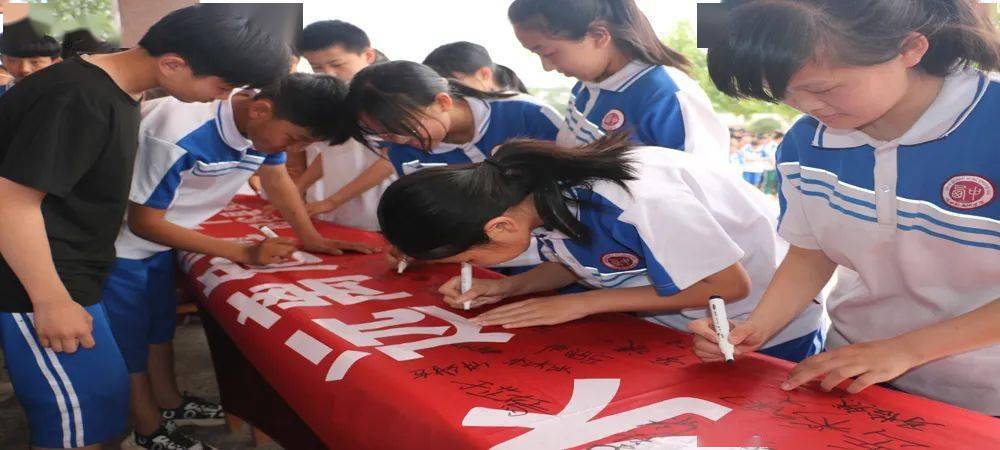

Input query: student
[740,138,766,187]
[423,41,529,93]
[508,0,729,162]
[0,20,62,96]
[249,47,310,195]
[61,29,117,60]
[689,0,1000,416]
[760,132,781,195]
[293,20,394,230]
[0,65,12,86]
[106,73,374,449]
[0,5,290,449]
[377,133,825,362]
[345,60,564,176]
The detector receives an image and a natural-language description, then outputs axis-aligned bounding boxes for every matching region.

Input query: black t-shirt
[0,57,140,312]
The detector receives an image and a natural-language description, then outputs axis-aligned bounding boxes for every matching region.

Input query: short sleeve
[637,90,730,165]
[775,134,821,249]
[0,90,110,197]
[262,151,286,165]
[619,188,746,295]
[635,94,685,150]
[129,134,192,209]
[386,144,423,176]
[525,101,564,141]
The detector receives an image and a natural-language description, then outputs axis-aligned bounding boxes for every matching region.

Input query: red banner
[181,196,1000,450]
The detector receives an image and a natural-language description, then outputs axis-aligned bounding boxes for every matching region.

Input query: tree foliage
[26,0,118,43]
[664,20,799,122]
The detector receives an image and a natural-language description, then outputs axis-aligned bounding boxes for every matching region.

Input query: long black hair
[423,41,529,93]
[346,60,516,150]
[377,132,638,260]
[707,0,1000,102]
[508,0,690,72]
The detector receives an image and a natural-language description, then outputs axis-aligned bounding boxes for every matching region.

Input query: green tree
[529,86,571,112]
[664,20,799,123]
[26,0,118,43]
[747,117,785,135]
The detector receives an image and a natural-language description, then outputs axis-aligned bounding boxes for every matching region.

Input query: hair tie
[482,158,504,170]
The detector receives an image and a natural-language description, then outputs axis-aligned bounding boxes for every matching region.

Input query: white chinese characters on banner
[313,305,515,380]
[196,251,338,297]
[463,379,733,450]
[224,273,413,329]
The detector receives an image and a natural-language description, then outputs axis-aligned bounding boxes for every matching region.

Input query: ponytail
[377,132,638,260]
[509,0,690,72]
[493,64,530,93]
[423,41,530,93]
[346,60,514,150]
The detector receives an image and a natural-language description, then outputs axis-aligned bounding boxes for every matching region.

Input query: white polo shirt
[777,68,1000,415]
[307,139,395,231]
[534,146,823,348]
[116,93,286,259]
[558,60,730,165]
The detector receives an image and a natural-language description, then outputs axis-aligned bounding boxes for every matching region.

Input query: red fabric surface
[181,196,1000,450]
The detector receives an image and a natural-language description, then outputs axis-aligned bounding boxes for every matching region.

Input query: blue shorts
[99,250,179,373]
[759,329,825,363]
[0,304,130,448]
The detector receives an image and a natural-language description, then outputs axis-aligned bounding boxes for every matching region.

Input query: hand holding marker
[461,262,473,310]
[709,296,735,364]
[258,225,279,239]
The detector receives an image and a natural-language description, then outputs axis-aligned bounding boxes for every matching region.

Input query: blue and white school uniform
[100,92,286,373]
[0,80,12,97]
[387,94,563,176]
[557,61,729,164]
[533,146,825,362]
[0,305,130,448]
[777,68,1000,414]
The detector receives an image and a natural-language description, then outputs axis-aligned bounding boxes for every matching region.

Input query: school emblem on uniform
[601,109,625,131]
[941,175,994,210]
[601,252,640,270]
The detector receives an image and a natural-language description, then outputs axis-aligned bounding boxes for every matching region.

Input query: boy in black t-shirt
[0,5,290,450]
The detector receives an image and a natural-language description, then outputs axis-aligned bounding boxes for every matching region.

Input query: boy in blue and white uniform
[103,74,374,449]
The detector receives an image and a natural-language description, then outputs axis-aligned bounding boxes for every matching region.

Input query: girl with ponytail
[345,60,563,176]
[693,0,1000,414]
[378,133,825,363]
[424,41,529,94]
[508,0,730,163]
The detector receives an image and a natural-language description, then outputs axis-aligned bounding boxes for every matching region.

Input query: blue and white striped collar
[428,97,491,155]
[812,68,991,149]
[587,60,656,93]
[533,227,571,241]
[214,90,254,152]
